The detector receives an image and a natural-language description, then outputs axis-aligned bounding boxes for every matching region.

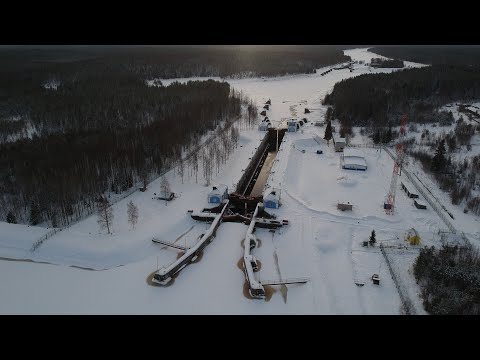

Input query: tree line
[0,46,350,92]
[323,64,480,129]
[370,58,404,68]
[370,45,480,66]
[0,78,243,227]
[414,243,480,314]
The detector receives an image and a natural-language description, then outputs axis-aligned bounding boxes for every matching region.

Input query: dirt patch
[242,280,276,302]
[237,257,245,270]
[146,270,177,287]
[280,284,288,304]
[191,251,203,264]
[243,280,254,299]
[264,285,276,302]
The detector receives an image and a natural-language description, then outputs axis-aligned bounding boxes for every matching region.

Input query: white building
[263,189,280,209]
[287,119,298,132]
[258,120,272,131]
[208,184,228,204]
[342,148,367,171]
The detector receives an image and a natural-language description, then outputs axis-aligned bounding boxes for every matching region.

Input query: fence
[347,144,382,149]
[30,228,63,252]
[380,243,415,315]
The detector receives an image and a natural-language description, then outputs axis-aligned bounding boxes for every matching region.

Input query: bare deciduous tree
[97,197,113,234]
[202,148,212,186]
[231,126,239,149]
[178,158,185,184]
[127,200,138,229]
[140,169,149,190]
[190,152,199,184]
[160,176,171,205]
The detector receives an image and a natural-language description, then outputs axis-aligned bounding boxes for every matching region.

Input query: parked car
[317,150,323,154]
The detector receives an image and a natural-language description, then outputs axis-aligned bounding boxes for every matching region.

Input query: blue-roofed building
[208,184,228,204]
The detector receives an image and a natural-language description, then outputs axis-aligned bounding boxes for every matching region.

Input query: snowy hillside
[0,48,449,314]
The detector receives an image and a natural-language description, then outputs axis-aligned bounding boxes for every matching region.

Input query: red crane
[385,114,408,215]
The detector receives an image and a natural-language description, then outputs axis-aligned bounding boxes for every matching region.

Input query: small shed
[288,120,298,132]
[264,189,280,209]
[401,182,419,198]
[414,199,427,209]
[372,274,380,285]
[337,202,353,211]
[258,121,271,131]
[333,136,346,152]
[405,228,421,245]
[208,184,228,204]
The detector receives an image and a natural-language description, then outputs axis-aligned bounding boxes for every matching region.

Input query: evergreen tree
[160,176,171,205]
[29,200,41,225]
[448,135,457,152]
[369,230,376,246]
[6,211,17,224]
[384,127,393,143]
[431,139,447,172]
[325,107,333,122]
[324,120,333,145]
[372,129,381,144]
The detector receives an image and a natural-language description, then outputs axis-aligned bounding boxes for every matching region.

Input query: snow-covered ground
[0,48,442,314]
[0,222,50,259]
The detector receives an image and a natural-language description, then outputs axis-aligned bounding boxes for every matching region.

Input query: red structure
[385,115,408,215]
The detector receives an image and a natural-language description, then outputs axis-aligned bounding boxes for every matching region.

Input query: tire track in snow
[271,231,288,304]
[305,214,320,311]
[349,228,367,315]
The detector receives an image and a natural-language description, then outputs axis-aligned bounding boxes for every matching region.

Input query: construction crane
[385,114,408,215]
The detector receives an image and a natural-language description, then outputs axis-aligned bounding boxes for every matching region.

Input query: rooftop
[209,184,228,196]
